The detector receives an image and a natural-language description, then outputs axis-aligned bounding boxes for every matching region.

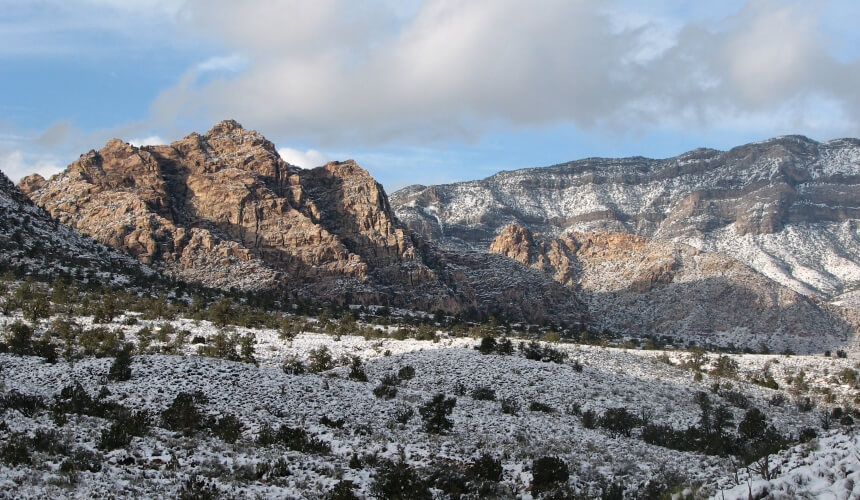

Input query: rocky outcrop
[490,224,854,351]
[392,136,860,301]
[19,120,586,324]
[0,169,150,283]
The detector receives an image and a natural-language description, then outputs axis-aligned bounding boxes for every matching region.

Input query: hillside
[390,136,860,301]
[0,295,858,498]
[17,120,585,325]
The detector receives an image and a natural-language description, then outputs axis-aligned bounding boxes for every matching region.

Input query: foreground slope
[1,301,858,498]
[18,120,585,324]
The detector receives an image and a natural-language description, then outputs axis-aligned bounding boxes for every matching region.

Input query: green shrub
[531,456,568,495]
[211,414,243,443]
[397,365,415,380]
[161,392,207,435]
[419,393,456,434]
[178,475,219,500]
[468,453,503,482]
[308,345,334,373]
[471,386,496,401]
[371,461,431,500]
[107,343,134,381]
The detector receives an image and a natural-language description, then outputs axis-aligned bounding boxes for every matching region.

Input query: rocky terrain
[490,225,854,351]
[391,136,860,301]
[16,121,585,325]
[392,136,860,349]
[0,170,151,286]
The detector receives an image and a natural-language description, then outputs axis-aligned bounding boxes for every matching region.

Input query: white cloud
[128,136,164,147]
[0,151,63,183]
[195,54,247,73]
[277,147,330,168]
[146,0,860,144]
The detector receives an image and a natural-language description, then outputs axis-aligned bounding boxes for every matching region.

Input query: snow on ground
[0,311,858,498]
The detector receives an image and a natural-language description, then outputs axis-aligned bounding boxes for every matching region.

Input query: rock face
[490,225,854,351]
[0,170,150,282]
[19,120,586,324]
[391,136,860,301]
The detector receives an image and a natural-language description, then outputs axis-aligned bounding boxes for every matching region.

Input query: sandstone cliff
[490,224,855,351]
[19,121,586,324]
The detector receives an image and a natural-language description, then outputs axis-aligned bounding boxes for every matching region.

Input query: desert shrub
[255,458,291,481]
[31,428,67,455]
[500,397,520,415]
[711,355,739,378]
[348,357,368,382]
[6,321,33,356]
[320,415,346,429]
[371,460,432,500]
[419,393,456,434]
[238,333,256,365]
[0,433,31,465]
[211,414,243,443]
[571,359,583,372]
[161,392,207,435]
[373,384,398,400]
[471,386,496,401]
[107,343,134,381]
[178,475,219,500]
[308,345,334,373]
[477,335,497,354]
[768,393,787,406]
[281,355,306,375]
[519,340,567,363]
[468,453,503,482]
[599,407,638,438]
[581,409,598,429]
[836,349,847,358]
[197,330,240,362]
[98,411,149,450]
[326,480,359,500]
[529,401,555,413]
[720,389,750,409]
[393,405,414,424]
[274,425,330,454]
[397,365,415,381]
[531,456,568,495]
[1,390,46,417]
[641,423,695,452]
[59,448,103,475]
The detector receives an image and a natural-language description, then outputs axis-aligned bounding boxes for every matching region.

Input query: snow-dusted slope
[0,170,152,284]
[391,136,860,302]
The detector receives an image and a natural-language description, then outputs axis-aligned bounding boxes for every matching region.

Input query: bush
[711,355,739,378]
[348,357,368,382]
[326,480,359,500]
[0,434,31,465]
[2,390,46,417]
[211,414,243,443]
[6,321,33,355]
[255,458,291,481]
[274,424,330,454]
[320,415,346,429]
[531,456,568,495]
[477,335,497,354]
[519,340,567,363]
[500,397,520,415]
[178,475,219,500]
[393,405,414,424]
[581,409,597,429]
[98,411,149,450]
[107,343,134,381]
[471,386,496,401]
[308,346,334,373]
[59,448,103,475]
[419,393,456,434]
[397,365,415,381]
[468,453,503,482]
[161,392,207,435]
[373,384,398,400]
[371,461,432,500]
[529,401,555,413]
[599,407,638,438]
[281,355,306,375]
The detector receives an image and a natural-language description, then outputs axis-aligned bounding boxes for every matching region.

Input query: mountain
[17,120,585,324]
[0,169,151,285]
[391,136,860,349]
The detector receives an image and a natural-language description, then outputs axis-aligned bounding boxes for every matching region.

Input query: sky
[1,0,859,191]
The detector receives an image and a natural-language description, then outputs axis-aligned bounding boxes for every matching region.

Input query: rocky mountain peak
[17,121,587,324]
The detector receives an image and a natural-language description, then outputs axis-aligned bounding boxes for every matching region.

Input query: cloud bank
[147,0,860,145]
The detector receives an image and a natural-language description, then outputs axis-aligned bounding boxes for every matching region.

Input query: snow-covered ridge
[390,136,860,302]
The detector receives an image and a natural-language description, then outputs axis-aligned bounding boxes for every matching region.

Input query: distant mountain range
[9,123,860,350]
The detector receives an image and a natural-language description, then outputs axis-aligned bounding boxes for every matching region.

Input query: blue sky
[2,0,859,191]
